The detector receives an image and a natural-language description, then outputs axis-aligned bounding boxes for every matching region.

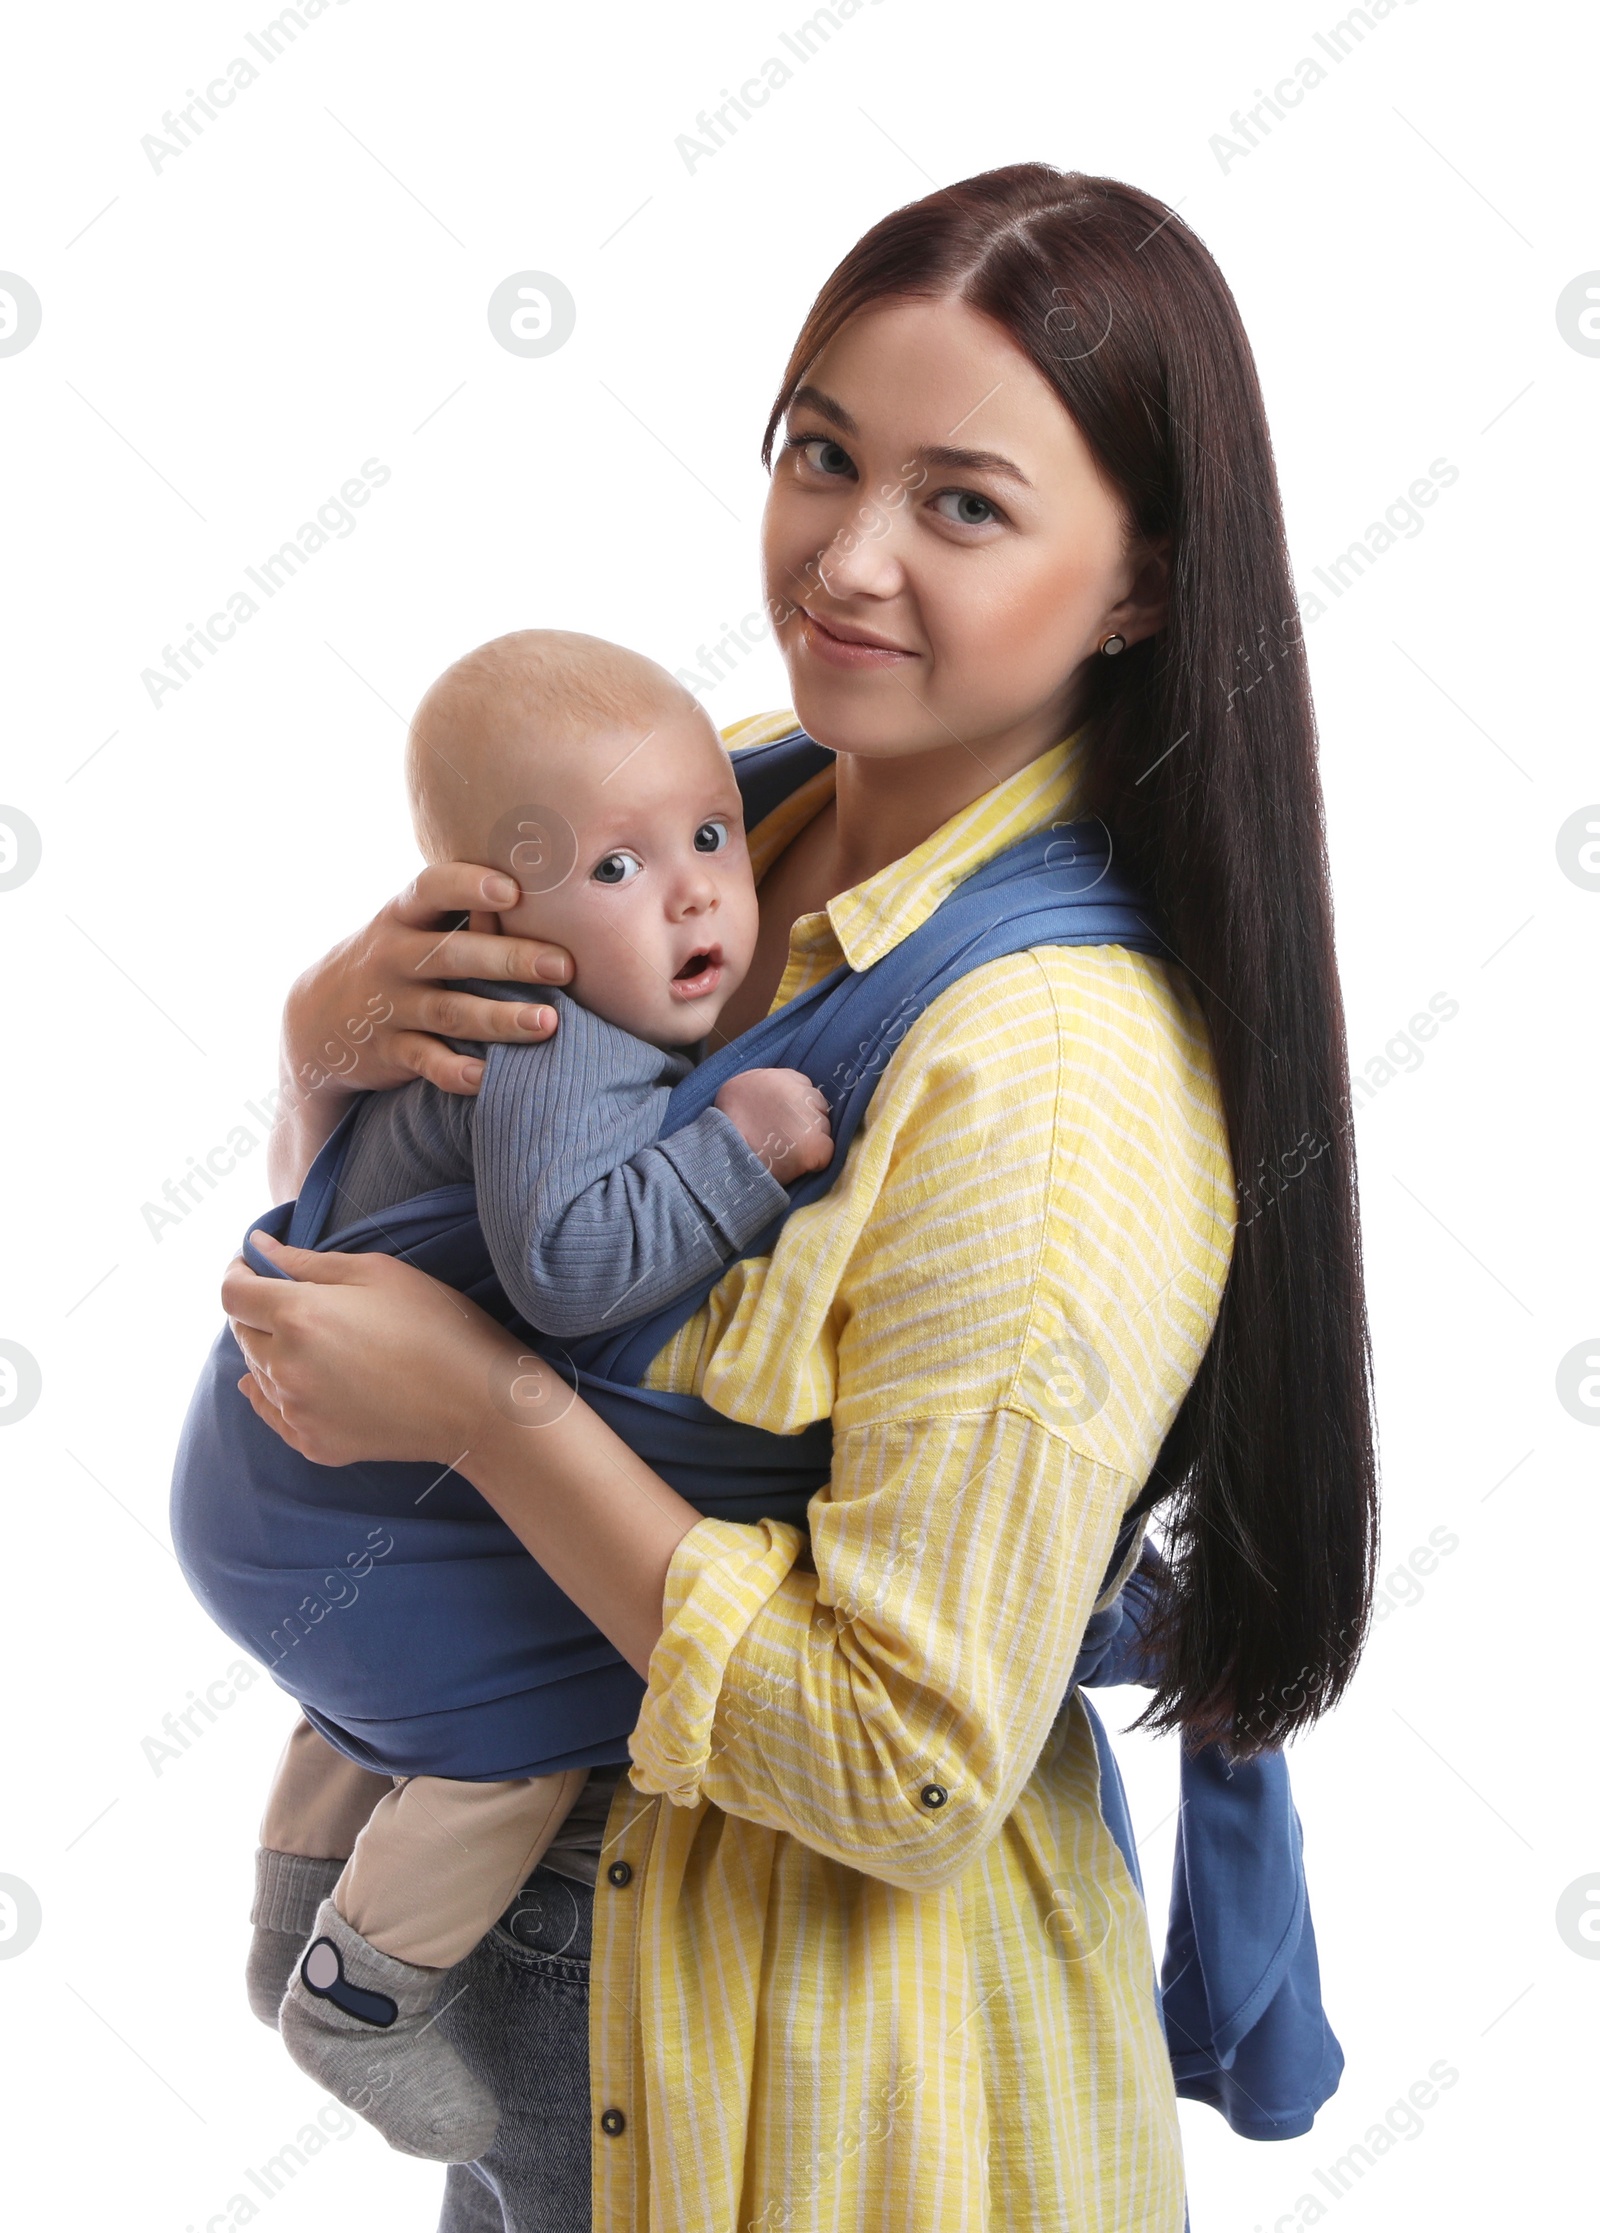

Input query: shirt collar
[746,726,1094,974]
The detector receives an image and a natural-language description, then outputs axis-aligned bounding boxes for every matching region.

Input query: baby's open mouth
[670,945,723,996]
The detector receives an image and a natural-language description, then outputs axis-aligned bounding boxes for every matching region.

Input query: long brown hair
[762,165,1378,1752]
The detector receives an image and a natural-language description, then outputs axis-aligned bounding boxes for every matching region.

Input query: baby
[249,630,830,2159]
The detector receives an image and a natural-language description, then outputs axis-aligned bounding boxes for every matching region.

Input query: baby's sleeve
[331,1079,476,1230]
[472,993,789,1339]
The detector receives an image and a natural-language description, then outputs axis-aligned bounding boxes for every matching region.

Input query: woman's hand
[225,1232,512,1467]
[225,1231,700,1677]
[271,863,575,1195]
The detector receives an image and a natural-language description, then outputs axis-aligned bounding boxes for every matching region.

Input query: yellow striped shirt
[589,712,1236,2232]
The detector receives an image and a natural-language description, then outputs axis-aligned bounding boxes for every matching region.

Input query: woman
[228,166,1378,2231]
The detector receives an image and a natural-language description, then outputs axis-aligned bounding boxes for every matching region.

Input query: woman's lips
[798,607,915,670]
[669,947,723,1000]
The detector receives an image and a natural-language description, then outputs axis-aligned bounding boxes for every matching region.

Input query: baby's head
[407,631,758,1049]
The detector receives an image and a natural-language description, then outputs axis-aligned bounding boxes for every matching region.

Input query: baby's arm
[473,995,826,1340]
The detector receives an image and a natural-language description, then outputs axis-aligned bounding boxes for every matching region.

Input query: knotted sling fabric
[170,725,1340,2143]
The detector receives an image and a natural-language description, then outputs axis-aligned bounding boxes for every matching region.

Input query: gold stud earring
[1099,633,1127,657]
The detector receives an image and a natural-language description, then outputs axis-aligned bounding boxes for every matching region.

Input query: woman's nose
[812,500,905,600]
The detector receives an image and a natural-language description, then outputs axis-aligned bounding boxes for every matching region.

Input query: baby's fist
[715,1068,833,1185]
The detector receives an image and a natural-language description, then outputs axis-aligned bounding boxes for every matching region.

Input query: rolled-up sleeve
[629,1413,1130,1891]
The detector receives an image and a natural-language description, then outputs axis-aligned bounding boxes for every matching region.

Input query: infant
[252,630,830,2160]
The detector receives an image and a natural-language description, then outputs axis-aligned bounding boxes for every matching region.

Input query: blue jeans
[435,1866,594,2232]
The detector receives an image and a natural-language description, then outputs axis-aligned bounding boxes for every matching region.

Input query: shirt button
[600,2108,627,2137]
[920,1782,949,1810]
[606,1860,633,1888]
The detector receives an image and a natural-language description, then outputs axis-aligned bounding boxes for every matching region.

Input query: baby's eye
[591,851,642,886]
[931,489,1001,527]
[693,819,730,854]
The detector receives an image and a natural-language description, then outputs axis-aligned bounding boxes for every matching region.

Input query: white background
[1,2,1594,2227]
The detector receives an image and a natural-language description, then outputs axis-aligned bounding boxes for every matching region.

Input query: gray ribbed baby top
[333,981,787,1333]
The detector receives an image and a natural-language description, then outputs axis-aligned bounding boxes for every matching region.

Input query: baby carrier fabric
[169,728,1341,2136]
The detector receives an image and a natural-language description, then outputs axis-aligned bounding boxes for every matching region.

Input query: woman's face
[761,295,1164,768]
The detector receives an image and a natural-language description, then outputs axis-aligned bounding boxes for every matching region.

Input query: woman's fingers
[246,1233,375,1285]
[276,859,574,1144]
[410,982,559,1045]
[370,874,572,1087]
[225,1244,372,1464]
[394,917,572,996]
[221,1247,328,1391]
[221,1243,499,1466]
[390,862,573,989]
[226,1236,376,1307]
[389,860,521,926]
[382,1031,485,1096]
[220,1252,289,1332]
[237,1366,280,1421]
[238,1372,312,1456]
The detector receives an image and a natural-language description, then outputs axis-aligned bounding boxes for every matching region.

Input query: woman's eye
[793,435,856,480]
[591,851,642,886]
[932,489,1000,527]
[693,819,730,854]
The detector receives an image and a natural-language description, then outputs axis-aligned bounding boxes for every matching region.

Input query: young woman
[227,165,1378,2232]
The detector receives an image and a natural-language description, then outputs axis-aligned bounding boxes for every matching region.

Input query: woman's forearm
[267,1060,351,1202]
[455,1375,701,1679]
[267,955,380,1198]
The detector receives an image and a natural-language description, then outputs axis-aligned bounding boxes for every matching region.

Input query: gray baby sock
[247,1849,346,2027]
[278,1898,499,2163]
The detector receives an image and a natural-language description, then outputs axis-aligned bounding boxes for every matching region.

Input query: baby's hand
[715,1068,833,1185]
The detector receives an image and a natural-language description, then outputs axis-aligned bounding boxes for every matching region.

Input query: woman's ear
[1107,535,1171,650]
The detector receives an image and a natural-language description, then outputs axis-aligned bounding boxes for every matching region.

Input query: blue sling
[170,728,1340,2138]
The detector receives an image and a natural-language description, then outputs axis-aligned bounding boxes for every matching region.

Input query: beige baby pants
[261,1715,589,1970]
